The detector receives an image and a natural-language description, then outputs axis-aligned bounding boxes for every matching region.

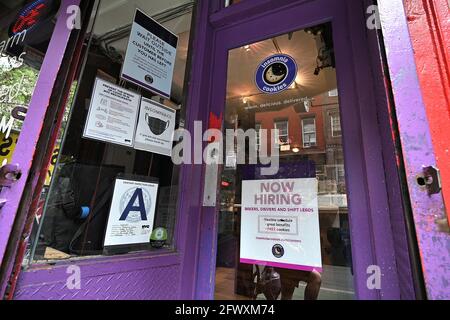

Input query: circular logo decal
[151,227,168,241]
[272,244,285,259]
[256,54,297,94]
[150,227,168,249]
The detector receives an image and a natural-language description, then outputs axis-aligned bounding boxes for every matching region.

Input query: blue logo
[255,54,298,94]
[119,188,151,223]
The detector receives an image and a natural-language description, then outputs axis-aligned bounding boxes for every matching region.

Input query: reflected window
[274,120,289,146]
[331,113,342,138]
[302,118,317,148]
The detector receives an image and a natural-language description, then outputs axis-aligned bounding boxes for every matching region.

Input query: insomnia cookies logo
[255,54,297,94]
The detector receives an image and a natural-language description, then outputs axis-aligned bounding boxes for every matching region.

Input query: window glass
[29,0,195,263]
[215,23,355,300]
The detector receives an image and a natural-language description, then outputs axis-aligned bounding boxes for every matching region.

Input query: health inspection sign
[240,178,322,272]
[121,9,178,99]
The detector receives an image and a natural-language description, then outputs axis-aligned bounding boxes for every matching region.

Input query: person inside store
[275,268,322,300]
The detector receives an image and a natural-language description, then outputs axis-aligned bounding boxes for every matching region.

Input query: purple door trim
[362,0,418,299]
[189,0,405,300]
[0,0,80,297]
[378,1,450,300]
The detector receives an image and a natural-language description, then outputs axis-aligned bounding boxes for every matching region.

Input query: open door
[0,0,81,298]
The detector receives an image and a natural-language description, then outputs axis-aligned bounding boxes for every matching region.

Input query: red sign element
[207,112,223,143]
[12,3,47,34]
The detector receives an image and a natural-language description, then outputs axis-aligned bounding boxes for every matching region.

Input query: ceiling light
[244,45,251,52]
[292,147,300,153]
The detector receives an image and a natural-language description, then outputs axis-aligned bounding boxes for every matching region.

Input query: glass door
[214,23,354,301]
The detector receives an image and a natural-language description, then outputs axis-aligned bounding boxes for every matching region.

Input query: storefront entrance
[214,24,354,300]
[3,0,446,301]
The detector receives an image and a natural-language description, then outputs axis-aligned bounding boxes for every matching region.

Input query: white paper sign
[121,9,178,98]
[240,178,322,272]
[104,178,159,247]
[134,98,176,157]
[83,78,140,147]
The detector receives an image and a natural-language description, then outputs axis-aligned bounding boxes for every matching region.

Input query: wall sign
[9,0,60,36]
[240,178,322,272]
[83,78,140,147]
[134,98,176,157]
[121,9,178,99]
[255,54,298,94]
[104,177,159,248]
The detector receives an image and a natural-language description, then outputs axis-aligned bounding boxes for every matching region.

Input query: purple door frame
[189,0,415,300]
[5,0,439,301]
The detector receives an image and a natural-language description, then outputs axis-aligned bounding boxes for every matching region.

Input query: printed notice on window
[121,9,178,99]
[104,178,159,247]
[240,178,322,272]
[83,78,140,147]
